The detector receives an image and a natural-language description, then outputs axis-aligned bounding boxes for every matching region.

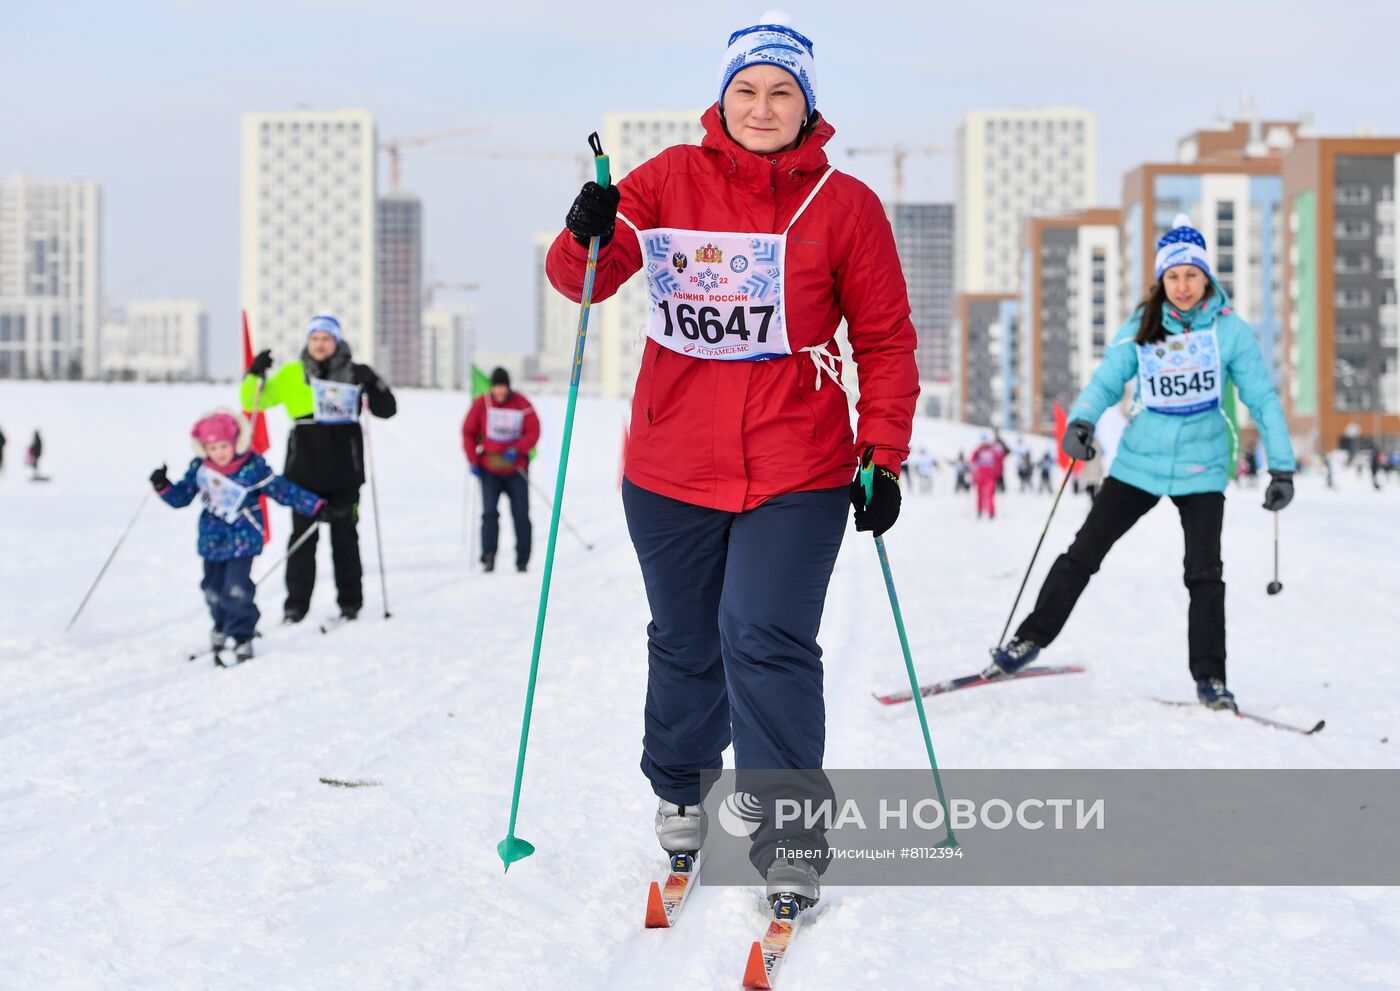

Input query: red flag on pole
[1053,400,1071,470]
[242,310,273,542]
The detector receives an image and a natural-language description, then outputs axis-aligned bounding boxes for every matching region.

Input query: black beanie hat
[491,367,510,387]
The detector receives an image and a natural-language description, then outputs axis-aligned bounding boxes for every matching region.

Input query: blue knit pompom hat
[719,10,816,117]
[1155,213,1212,281]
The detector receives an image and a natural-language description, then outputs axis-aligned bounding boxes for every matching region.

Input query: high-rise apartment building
[421,304,473,391]
[891,202,955,385]
[956,108,1096,294]
[100,299,208,381]
[0,176,101,378]
[376,193,422,386]
[1282,136,1400,451]
[590,109,705,398]
[957,293,1018,427]
[534,230,598,391]
[1018,210,1122,432]
[241,109,376,364]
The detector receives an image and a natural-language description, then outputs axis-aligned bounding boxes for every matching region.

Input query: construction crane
[438,146,594,183]
[846,144,953,205]
[379,127,488,192]
[421,279,480,309]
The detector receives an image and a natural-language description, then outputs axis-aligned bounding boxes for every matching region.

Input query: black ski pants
[285,489,362,615]
[1016,476,1227,682]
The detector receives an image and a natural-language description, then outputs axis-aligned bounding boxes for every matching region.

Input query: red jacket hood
[699,104,835,191]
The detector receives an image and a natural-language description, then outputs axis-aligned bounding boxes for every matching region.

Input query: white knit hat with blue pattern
[1155,213,1212,281]
[718,10,816,117]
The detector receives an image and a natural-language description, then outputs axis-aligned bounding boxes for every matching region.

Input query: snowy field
[2,380,1398,990]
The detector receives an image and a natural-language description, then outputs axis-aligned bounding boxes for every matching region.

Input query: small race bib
[486,406,526,443]
[1137,327,1222,416]
[197,465,253,524]
[312,378,362,424]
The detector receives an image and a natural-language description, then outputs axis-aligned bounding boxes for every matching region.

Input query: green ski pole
[498,133,610,871]
[859,449,957,848]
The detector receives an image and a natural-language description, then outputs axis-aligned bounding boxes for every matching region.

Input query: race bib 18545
[1137,328,1222,416]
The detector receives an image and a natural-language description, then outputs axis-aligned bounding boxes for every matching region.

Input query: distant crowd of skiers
[898,431,1104,517]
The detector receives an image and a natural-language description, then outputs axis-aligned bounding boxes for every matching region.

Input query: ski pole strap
[859,447,875,504]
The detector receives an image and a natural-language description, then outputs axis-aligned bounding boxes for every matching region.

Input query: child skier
[150,409,327,664]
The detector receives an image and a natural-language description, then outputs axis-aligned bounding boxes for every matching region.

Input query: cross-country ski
[874,664,1086,704]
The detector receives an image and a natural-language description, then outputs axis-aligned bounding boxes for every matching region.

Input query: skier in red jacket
[461,367,540,572]
[547,12,917,909]
[971,434,1006,519]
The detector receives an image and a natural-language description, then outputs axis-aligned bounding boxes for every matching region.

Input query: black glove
[1061,419,1097,461]
[351,364,378,388]
[1263,471,1294,512]
[565,181,620,247]
[149,464,170,492]
[851,466,902,536]
[247,349,273,378]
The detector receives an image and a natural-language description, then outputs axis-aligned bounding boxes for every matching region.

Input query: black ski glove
[351,364,380,389]
[1061,419,1097,461]
[851,466,902,537]
[1263,471,1294,512]
[566,181,621,247]
[149,464,170,492]
[247,349,273,378]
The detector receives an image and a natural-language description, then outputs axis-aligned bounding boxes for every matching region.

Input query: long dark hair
[1135,278,1214,346]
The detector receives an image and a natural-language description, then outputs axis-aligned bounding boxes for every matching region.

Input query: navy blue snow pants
[202,556,259,642]
[622,480,848,808]
[481,470,531,567]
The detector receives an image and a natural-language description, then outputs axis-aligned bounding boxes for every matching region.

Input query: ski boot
[211,627,227,652]
[482,552,496,573]
[984,637,1041,678]
[283,606,307,625]
[655,799,707,856]
[765,859,820,910]
[339,606,359,622]
[1196,678,1237,712]
[216,639,254,667]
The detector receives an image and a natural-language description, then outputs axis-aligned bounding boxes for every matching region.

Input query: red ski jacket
[546,105,918,512]
[971,442,1006,482]
[462,391,541,476]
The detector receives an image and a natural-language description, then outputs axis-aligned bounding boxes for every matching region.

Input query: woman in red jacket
[547,12,917,908]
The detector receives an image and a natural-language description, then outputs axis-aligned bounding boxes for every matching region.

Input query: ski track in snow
[1,381,1397,989]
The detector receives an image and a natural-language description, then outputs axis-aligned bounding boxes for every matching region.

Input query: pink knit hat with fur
[190,410,250,455]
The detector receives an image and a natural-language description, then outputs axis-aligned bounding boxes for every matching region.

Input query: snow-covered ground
[2,380,1397,990]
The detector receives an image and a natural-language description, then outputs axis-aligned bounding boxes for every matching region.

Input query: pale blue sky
[6,1,1399,377]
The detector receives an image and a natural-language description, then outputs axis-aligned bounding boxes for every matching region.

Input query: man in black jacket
[241,314,397,623]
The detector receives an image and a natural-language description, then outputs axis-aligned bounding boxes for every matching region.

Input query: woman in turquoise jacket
[987,215,1296,710]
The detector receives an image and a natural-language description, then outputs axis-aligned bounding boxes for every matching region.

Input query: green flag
[471,363,492,399]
